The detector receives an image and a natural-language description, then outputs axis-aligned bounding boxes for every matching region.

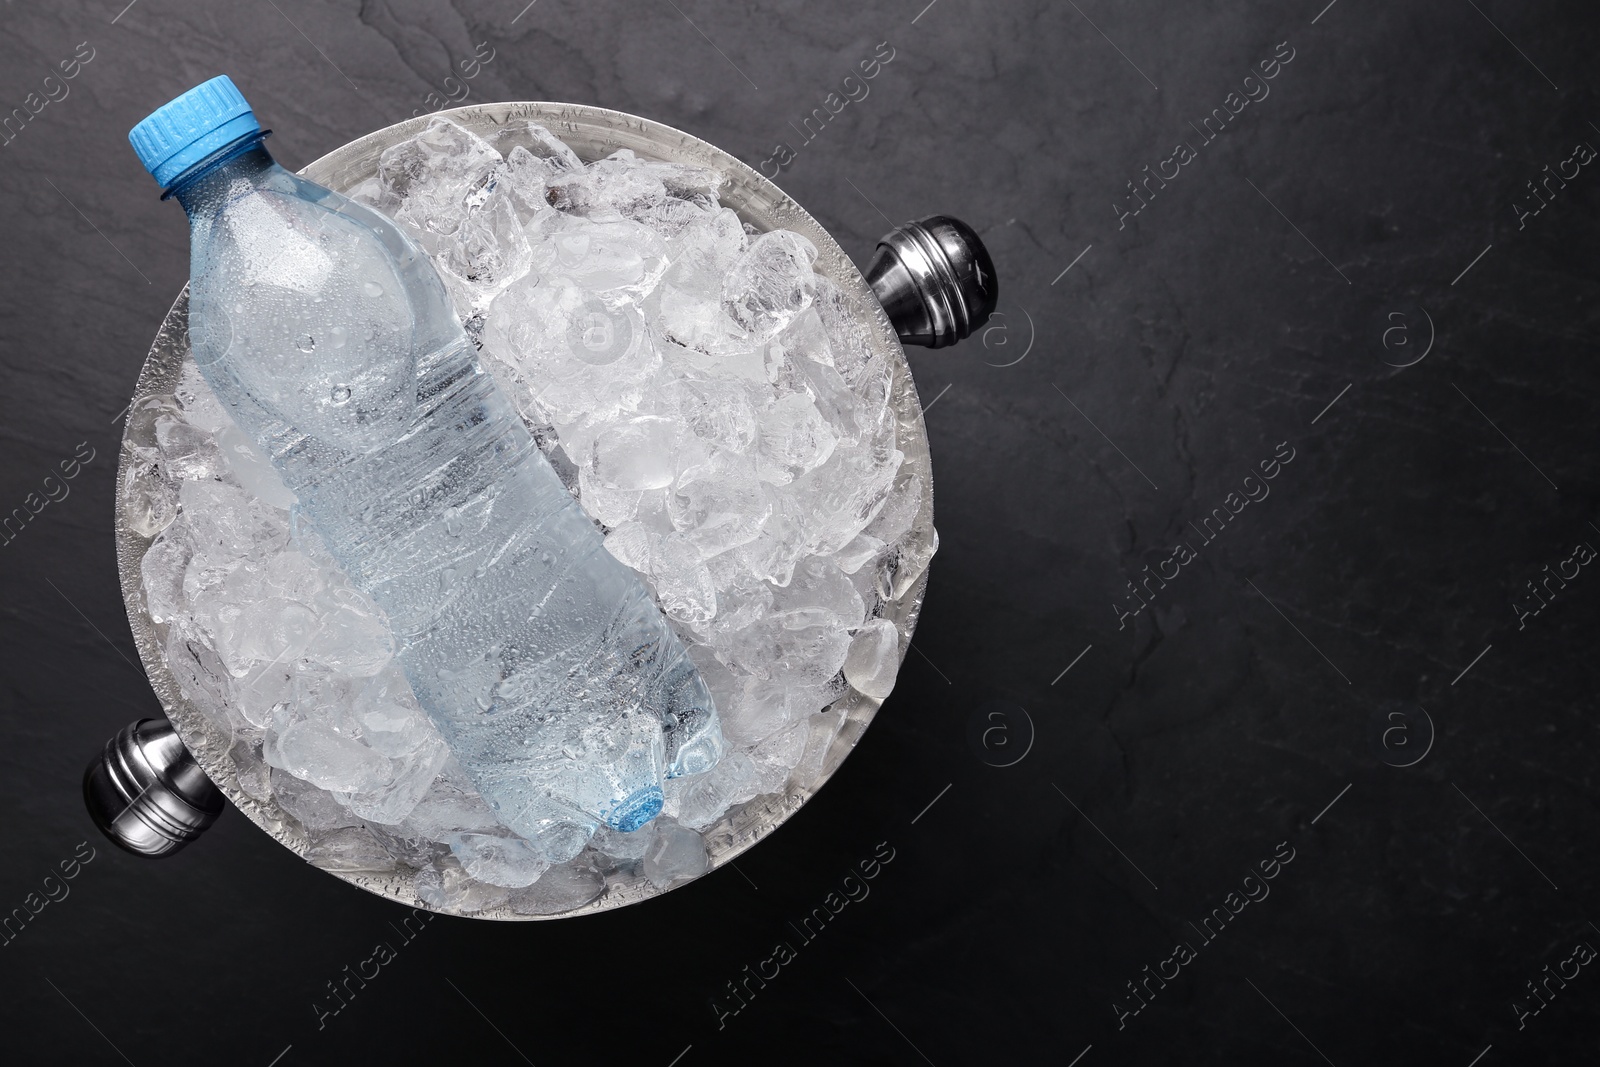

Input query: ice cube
[668,452,770,558]
[163,623,236,728]
[747,720,808,794]
[575,466,641,528]
[701,557,774,643]
[884,525,939,601]
[667,376,759,453]
[589,416,683,491]
[668,207,746,279]
[835,532,886,575]
[632,195,719,240]
[234,656,295,730]
[396,765,503,839]
[534,215,670,300]
[265,674,390,793]
[180,479,289,563]
[721,671,847,747]
[773,556,865,633]
[120,457,179,538]
[415,861,511,913]
[307,826,397,872]
[792,707,846,785]
[642,818,709,888]
[844,617,900,700]
[488,121,584,176]
[433,188,532,306]
[734,492,808,587]
[349,663,433,757]
[773,342,872,448]
[602,521,654,573]
[267,717,392,794]
[757,392,837,484]
[229,736,272,801]
[722,230,818,343]
[662,750,760,830]
[811,275,879,385]
[338,737,450,825]
[508,861,606,915]
[482,273,658,431]
[449,831,551,888]
[193,572,320,678]
[497,797,599,864]
[648,533,718,624]
[270,768,361,832]
[776,305,835,368]
[154,411,224,482]
[591,820,655,861]
[501,145,561,222]
[790,439,904,557]
[123,394,181,463]
[547,148,722,223]
[654,280,751,362]
[377,117,504,237]
[725,612,851,692]
[141,527,192,624]
[345,173,400,215]
[864,471,924,548]
[547,148,667,218]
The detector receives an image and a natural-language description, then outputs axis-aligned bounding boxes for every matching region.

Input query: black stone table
[1,2,1596,1064]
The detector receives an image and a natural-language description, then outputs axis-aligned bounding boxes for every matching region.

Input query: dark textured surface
[2,1,1598,1064]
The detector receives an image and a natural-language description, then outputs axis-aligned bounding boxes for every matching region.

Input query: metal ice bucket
[88,102,994,919]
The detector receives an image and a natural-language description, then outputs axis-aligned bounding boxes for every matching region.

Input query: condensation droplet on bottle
[363,280,384,297]
[330,385,352,405]
[295,334,316,353]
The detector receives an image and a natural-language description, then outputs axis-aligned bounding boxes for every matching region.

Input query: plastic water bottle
[129,76,722,836]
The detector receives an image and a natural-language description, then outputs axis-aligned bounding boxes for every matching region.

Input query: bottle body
[178,144,721,836]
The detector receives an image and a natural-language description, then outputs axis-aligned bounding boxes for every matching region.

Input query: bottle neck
[171,135,276,218]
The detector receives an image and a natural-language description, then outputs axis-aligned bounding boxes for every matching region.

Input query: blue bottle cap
[129,75,261,190]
